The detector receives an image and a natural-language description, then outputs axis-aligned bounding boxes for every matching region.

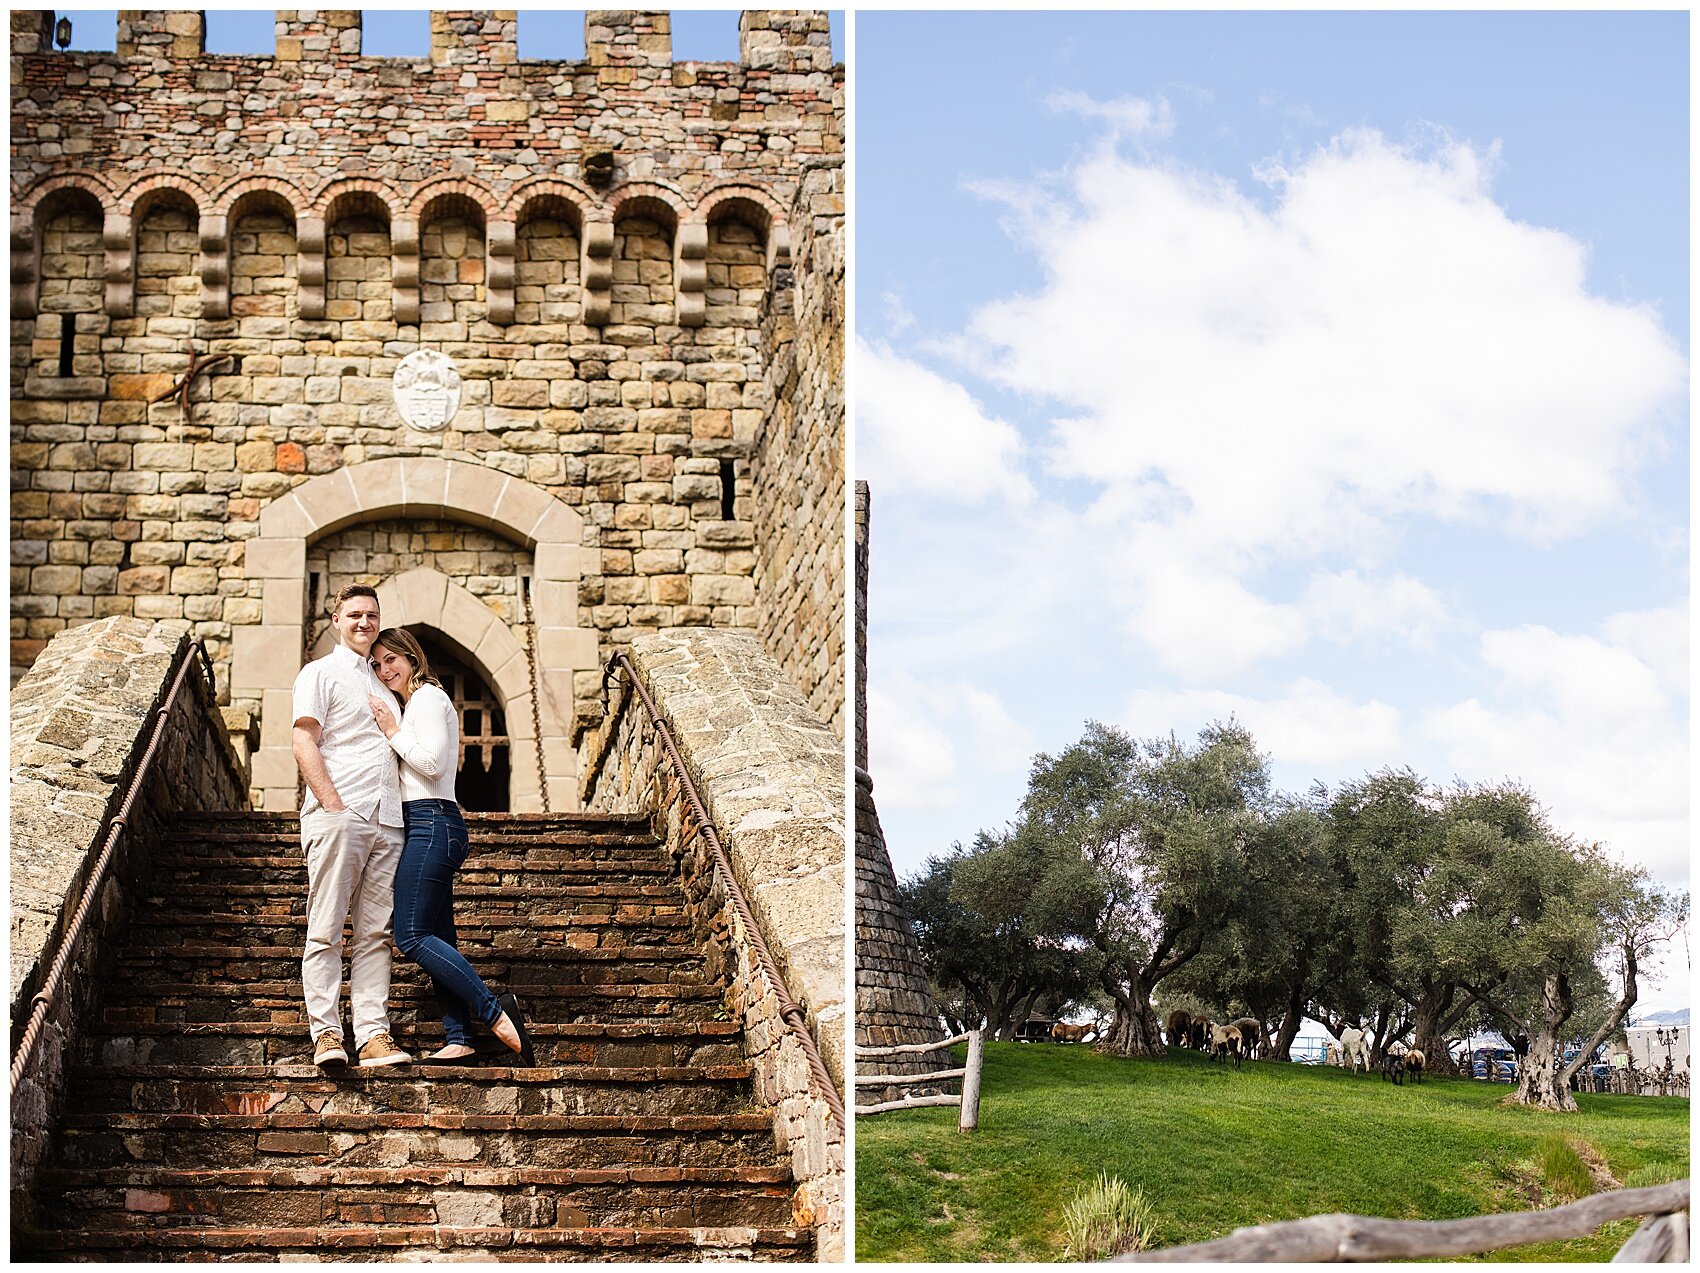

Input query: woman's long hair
[372,627,442,695]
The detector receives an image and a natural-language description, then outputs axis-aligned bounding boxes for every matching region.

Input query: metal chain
[520,577,551,814]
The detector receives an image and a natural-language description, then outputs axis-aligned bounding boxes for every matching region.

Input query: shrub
[1062,1172,1156,1260]
[1535,1136,1596,1203]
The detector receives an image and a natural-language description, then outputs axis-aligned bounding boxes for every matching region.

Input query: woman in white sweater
[368,627,534,1067]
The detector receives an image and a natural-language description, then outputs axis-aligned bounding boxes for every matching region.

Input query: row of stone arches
[237,456,596,814]
[12,171,790,328]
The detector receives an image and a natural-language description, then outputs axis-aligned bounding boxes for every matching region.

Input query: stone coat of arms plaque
[393,350,462,431]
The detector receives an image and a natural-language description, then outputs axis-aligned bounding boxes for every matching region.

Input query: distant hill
[1635,1008,1690,1026]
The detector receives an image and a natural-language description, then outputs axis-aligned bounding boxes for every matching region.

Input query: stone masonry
[10,616,250,1213]
[11,9,844,812]
[582,627,845,1259]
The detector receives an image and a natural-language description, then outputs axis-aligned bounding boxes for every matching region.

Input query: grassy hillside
[855,1043,1689,1262]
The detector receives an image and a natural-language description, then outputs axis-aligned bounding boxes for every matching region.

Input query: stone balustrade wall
[9,614,248,1222]
[580,626,844,1260]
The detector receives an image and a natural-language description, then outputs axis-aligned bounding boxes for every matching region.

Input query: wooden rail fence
[1115,1178,1688,1263]
[855,1030,984,1132]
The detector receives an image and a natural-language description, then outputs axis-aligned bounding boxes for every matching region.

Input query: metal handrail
[603,652,847,1135]
[11,639,217,1089]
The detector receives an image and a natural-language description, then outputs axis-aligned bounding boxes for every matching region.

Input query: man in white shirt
[292,583,411,1068]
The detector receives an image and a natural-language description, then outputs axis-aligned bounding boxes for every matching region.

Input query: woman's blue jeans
[393,799,500,1046]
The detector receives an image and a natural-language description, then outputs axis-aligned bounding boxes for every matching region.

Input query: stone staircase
[15,810,810,1262]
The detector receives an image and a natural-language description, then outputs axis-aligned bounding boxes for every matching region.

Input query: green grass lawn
[854,1043,1690,1262]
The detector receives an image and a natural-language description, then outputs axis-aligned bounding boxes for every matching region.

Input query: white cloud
[855,339,1035,505]
[1301,569,1451,648]
[1125,678,1403,771]
[1046,90,1175,142]
[1424,624,1688,884]
[1601,602,1689,696]
[866,684,960,813]
[949,126,1685,679]
[866,674,1040,816]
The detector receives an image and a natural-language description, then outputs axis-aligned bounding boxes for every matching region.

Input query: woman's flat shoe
[419,1051,478,1066]
[497,993,536,1068]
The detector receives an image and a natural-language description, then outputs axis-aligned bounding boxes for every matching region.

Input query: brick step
[48,1110,782,1172]
[142,880,679,906]
[146,857,676,887]
[116,944,708,988]
[71,1064,756,1120]
[17,1223,811,1262]
[163,829,665,854]
[37,1162,794,1233]
[102,999,723,1033]
[102,980,725,1023]
[171,811,658,834]
[124,916,696,954]
[93,1020,746,1069]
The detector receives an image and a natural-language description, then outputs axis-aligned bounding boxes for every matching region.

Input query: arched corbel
[392,215,420,326]
[12,210,38,320]
[103,211,133,318]
[198,214,230,320]
[675,221,707,328]
[296,216,326,320]
[581,220,614,327]
[486,218,515,326]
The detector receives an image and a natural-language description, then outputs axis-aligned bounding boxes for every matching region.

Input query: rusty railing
[10,639,217,1088]
[602,652,846,1136]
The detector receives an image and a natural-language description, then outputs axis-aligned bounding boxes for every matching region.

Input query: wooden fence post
[959,1029,984,1133]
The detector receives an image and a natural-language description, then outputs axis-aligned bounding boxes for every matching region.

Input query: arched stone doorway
[233,458,596,813]
[417,631,512,813]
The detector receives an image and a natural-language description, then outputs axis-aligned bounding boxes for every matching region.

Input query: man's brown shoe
[314,1032,348,1068]
[357,1031,412,1067]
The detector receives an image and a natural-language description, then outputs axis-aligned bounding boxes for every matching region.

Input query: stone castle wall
[10,9,843,808]
[752,156,844,739]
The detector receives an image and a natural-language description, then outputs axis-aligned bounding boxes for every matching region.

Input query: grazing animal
[1165,1009,1194,1048]
[1209,1023,1243,1070]
[1380,1050,1407,1085]
[1325,1042,1341,1067]
[1051,1021,1092,1043]
[1406,1048,1425,1084]
[1339,1027,1372,1074]
[1189,1018,1212,1052]
[1228,1017,1262,1060]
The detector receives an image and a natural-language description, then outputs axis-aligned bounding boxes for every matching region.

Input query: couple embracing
[291,583,535,1070]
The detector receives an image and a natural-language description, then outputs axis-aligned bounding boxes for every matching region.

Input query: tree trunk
[1412,987,1465,1076]
[1513,973,1578,1112]
[1098,968,1167,1058]
[1269,984,1305,1062]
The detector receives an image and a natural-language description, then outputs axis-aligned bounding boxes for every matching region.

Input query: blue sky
[58,10,842,63]
[855,11,1689,1015]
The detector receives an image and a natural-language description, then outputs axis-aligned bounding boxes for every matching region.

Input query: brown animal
[1165,1009,1194,1047]
[1189,1018,1212,1051]
[1228,1017,1262,1060]
[1406,1048,1425,1084]
[1051,1022,1092,1043]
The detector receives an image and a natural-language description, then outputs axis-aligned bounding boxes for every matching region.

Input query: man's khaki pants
[301,808,404,1048]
